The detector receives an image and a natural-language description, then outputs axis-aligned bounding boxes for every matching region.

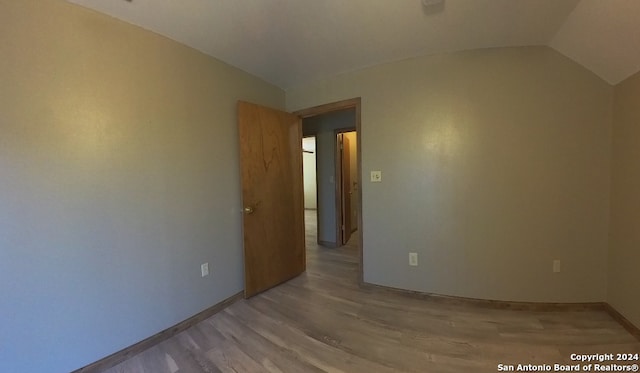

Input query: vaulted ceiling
[66,0,640,89]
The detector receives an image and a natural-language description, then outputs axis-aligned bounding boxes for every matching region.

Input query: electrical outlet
[409,252,418,266]
[370,171,382,182]
[201,262,209,277]
[553,260,561,273]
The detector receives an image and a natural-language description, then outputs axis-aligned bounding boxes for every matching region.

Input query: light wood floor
[104,210,639,372]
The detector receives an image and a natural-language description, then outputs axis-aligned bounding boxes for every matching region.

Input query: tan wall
[609,71,640,328]
[0,1,284,372]
[287,46,612,303]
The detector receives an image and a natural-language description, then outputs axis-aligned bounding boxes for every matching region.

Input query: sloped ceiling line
[66,0,640,88]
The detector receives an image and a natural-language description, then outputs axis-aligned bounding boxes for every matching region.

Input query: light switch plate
[201,263,209,277]
[409,252,418,266]
[371,171,382,182]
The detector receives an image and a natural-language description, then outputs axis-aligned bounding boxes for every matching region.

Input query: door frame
[334,129,356,246]
[294,97,363,284]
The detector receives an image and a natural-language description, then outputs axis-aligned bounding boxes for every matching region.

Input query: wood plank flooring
[103,210,639,372]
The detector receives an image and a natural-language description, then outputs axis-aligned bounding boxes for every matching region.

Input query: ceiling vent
[422,0,444,7]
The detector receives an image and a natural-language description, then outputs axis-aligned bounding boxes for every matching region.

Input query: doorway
[301,130,358,246]
[237,98,362,297]
[295,98,363,283]
[336,130,358,246]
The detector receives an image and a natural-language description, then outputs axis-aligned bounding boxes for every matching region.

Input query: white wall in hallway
[303,137,317,209]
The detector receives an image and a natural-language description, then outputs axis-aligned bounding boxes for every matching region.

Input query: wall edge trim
[362,282,640,341]
[361,282,605,311]
[72,284,640,372]
[604,303,640,342]
[72,291,244,373]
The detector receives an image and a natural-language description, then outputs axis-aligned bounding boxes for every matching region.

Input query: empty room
[1,0,639,372]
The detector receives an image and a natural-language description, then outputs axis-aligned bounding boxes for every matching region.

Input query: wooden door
[340,134,353,244]
[237,101,305,298]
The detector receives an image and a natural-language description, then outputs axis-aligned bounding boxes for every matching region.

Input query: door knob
[243,206,254,214]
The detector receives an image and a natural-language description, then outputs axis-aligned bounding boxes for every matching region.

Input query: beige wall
[0,1,632,370]
[609,71,640,328]
[0,1,284,372]
[288,46,613,303]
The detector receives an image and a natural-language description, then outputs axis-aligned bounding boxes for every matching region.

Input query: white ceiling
[66,0,640,88]
[549,0,640,85]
